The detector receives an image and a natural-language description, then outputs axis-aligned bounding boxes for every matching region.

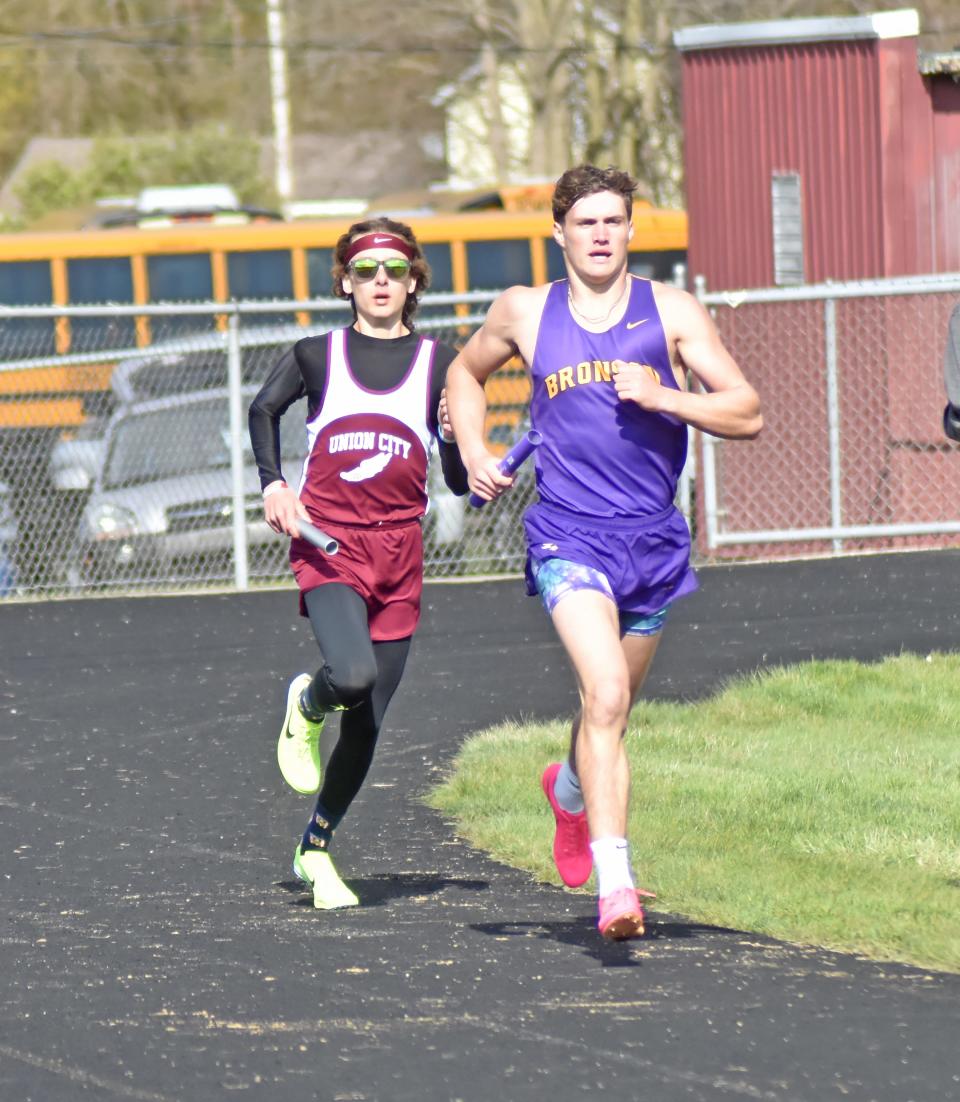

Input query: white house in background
[435,63,533,189]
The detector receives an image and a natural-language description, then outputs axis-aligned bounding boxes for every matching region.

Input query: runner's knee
[313,656,378,710]
[582,676,631,730]
[328,656,378,708]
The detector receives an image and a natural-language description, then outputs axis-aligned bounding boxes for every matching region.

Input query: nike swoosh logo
[373,236,394,244]
[626,319,649,329]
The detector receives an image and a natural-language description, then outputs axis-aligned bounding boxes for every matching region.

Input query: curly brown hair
[331,217,431,330]
[552,164,638,224]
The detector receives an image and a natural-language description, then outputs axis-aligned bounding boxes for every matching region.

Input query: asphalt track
[2,549,960,1102]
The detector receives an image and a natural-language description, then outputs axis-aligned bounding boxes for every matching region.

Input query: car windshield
[113,343,288,404]
[103,398,306,489]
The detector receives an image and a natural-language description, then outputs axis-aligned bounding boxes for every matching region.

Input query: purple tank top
[529,277,687,519]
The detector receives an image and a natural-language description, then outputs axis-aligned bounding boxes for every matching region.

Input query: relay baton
[469,429,543,508]
[296,518,339,556]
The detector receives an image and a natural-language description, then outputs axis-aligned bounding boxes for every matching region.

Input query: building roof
[0,130,445,217]
[673,8,919,52]
[259,131,444,204]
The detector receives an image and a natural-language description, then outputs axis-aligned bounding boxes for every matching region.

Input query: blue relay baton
[297,518,339,555]
[469,429,543,508]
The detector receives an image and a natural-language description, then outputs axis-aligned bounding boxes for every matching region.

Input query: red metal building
[674,9,960,290]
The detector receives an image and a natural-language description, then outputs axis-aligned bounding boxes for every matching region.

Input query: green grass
[425,652,960,972]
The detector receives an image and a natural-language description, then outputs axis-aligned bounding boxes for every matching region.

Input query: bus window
[422,244,453,293]
[147,254,213,301]
[304,248,347,328]
[147,254,216,340]
[227,250,294,325]
[67,257,135,350]
[546,238,566,283]
[68,256,133,302]
[306,248,334,297]
[0,260,55,358]
[227,250,293,298]
[465,240,532,291]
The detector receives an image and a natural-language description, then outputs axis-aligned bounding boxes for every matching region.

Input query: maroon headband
[344,232,416,263]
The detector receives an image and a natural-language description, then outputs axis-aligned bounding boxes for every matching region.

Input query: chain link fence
[1,277,957,602]
[696,273,960,560]
[0,293,541,599]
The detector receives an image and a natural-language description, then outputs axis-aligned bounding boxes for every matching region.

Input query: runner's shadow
[279,873,489,908]
[470,914,728,968]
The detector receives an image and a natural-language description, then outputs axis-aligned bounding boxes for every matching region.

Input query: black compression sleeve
[430,343,469,496]
[248,346,306,489]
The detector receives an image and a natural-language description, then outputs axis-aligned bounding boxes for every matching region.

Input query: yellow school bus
[0,201,687,428]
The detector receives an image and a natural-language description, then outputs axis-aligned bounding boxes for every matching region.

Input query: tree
[0,0,955,208]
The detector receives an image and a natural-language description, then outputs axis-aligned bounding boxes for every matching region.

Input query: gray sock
[553,759,584,814]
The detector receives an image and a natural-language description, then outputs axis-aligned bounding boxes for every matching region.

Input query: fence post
[226,309,249,590]
[678,439,695,533]
[693,274,719,551]
[824,297,843,552]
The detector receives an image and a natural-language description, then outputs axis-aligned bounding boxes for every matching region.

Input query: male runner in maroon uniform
[249,218,467,908]
[447,165,761,938]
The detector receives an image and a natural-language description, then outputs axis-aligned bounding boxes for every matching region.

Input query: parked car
[48,327,307,494]
[109,329,299,405]
[72,388,307,585]
[48,417,109,493]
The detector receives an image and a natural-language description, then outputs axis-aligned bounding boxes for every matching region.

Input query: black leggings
[302,584,411,826]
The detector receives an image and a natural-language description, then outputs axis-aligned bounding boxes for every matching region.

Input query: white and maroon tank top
[297,327,435,526]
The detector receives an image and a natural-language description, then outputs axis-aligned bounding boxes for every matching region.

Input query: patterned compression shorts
[530,557,669,637]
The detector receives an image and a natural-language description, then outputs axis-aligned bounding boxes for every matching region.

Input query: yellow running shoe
[277,674,324,794]
[293,846,359,909]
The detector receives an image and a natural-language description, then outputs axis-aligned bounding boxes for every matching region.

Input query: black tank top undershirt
[248,327,467,495]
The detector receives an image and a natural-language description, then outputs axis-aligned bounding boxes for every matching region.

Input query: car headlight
[86,502,139,540]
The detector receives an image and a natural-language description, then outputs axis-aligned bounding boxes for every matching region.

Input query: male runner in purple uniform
[446,164,762,939]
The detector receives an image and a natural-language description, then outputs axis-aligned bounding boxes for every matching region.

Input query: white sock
[589,836,634,898]
[553,760,584,813]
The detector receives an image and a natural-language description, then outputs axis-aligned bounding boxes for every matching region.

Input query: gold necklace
[567,279,629,326]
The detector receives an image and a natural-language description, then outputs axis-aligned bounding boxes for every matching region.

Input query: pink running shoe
[541,762,592,888]
[597,886,656,940]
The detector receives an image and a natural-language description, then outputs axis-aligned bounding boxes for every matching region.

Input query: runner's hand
[465,449,513,503]
[264,486,309,539]
[438,389,456,442]
[613,361,663,411]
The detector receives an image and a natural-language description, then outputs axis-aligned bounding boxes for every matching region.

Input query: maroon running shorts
[290,519,423,641]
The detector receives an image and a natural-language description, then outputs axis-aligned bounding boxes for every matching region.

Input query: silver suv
[73,387,307,586]
[49,328,300,493]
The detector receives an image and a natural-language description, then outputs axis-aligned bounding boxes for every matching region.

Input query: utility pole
[266,0,294,203]
[476,0,509,183]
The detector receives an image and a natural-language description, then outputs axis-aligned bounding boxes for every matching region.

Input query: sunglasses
[347,257,412,282]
